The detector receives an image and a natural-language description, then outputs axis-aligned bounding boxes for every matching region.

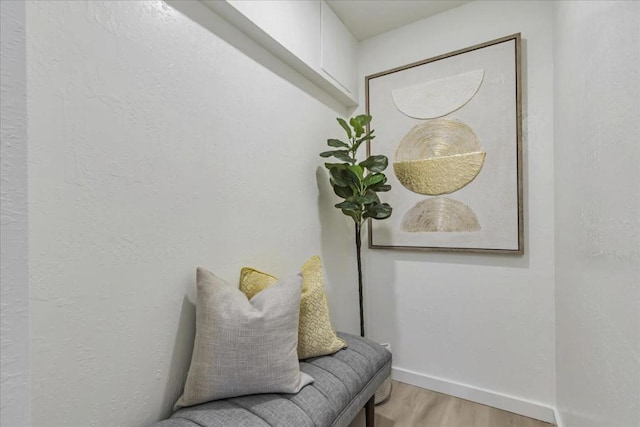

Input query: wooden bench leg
[365,395,375,427]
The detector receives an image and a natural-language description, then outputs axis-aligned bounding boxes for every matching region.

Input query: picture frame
[365,33,523,253]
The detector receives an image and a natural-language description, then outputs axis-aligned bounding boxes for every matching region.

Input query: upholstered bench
[153,333,391,427]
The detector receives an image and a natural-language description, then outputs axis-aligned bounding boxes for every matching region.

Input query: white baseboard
[392,367,557,425]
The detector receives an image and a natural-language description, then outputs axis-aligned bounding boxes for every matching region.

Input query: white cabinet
[228,1,321,69]
[320,1,357,95]
[201,0,358,107]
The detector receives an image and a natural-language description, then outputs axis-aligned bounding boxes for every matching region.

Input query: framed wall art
[366,33,523,253]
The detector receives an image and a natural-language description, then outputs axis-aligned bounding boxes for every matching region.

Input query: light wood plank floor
[349,381,555,427]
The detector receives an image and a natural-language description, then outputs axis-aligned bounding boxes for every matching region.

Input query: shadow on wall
[161,295,196,420]
[519,37,531,267]
[362,226,398,347]
[165,0,346,115]
[316,167,360,335]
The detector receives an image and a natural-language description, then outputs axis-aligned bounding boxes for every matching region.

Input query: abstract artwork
[365,34,523,253]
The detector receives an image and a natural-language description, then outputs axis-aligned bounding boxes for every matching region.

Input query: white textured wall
[554,2,640,426]
[358,0,556,406]
[20,1,640,425]
[1,1,30,426]
[27,1,348,425]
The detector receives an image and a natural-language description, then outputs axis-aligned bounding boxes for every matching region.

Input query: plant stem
[355,222,364,337]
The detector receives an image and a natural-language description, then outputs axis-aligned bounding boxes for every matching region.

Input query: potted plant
[320,114,392,338]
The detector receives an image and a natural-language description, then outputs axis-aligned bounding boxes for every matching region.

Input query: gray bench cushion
[154,333,392,427]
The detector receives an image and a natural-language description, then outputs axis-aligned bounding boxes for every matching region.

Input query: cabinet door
[320,1,357,96]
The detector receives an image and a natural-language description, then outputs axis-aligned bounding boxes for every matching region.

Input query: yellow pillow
[239,256,347,359]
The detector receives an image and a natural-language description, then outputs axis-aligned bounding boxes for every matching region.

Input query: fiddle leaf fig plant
[320,114,392,337]
[320,115,392,225]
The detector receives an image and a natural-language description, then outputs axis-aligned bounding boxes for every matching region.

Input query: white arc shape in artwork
[392,69,485,119]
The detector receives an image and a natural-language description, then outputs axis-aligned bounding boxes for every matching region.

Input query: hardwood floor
[349,381,555,427]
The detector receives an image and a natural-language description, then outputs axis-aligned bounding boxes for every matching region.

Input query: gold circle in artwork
[393,152,486,195]
[401,197,481,232]
[393,119,486,195]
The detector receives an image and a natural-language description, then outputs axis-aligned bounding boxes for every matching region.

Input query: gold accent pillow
[240,256,347,359]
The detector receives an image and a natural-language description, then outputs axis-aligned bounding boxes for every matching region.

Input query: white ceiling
[326,0,472,41]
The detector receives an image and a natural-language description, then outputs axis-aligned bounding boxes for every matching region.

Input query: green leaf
[329,168,350,187]
[350,117,365,138]
[354,192,377,205]
[333,152,355,163]
[333,184,353,199]
[347,164,364,180]
[368,176,390,192]
[356,114,372,126]
[330,167,359,187]
[364,190,380,204]
[319,150,339,158]
[359,155,388,172]
[365,202,392,220]
[353,131,375,153]
[355,133,375,144]
[320,150,354,163]
[370,184,391,192]
[376,211,392,220]
[343,168,361,185]
[337,118,352,139]
[341,208,360,223]
[327,138,349,148]
[335,200,359,210]
[364,173,385,188]
[324,162,347,170]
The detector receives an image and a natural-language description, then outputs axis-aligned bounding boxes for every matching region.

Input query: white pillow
[175,268,313,409]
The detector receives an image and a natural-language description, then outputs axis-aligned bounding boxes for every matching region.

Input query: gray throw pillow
[175,268,313,409]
